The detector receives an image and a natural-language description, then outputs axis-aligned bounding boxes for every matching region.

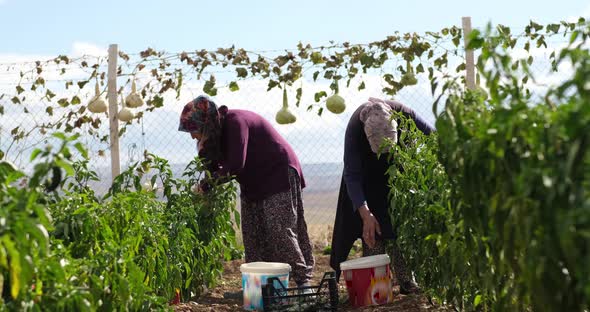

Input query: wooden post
[462,16,476,90]
[107,44,120,181]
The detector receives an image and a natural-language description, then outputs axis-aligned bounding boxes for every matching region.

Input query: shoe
[399,281,421,295]
[297,282,315,295]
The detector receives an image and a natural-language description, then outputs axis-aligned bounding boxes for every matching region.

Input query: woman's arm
[411,111,435,135]
[198,117,248,191]
[217,116,248,177]
[343,115,382,247]
[343,121,367,212]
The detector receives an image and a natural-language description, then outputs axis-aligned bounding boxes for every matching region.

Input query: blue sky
[0,0,588,55]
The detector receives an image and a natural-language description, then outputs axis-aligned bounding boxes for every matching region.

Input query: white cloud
[71,42,108,57]
[1,56,442,166]
[5,39,537,166]
[0,53,49,64]
[0,42,106,64]
[0,42,109,166]
[0,41,107,89]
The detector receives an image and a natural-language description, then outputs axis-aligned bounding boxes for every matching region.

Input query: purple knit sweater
[210,109,305,201]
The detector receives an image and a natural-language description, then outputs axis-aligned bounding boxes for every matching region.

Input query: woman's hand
[358,204,382,248]
[191,183,203,194]
[197,138,207,151]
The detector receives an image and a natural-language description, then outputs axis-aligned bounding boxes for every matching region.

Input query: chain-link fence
[0,31,572,246]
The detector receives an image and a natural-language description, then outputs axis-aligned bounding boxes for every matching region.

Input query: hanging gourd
[326,94,345,114]
[275,87,297,124]
[125,79,144,108]
[118,94,135,122]
[400,60,418,86]
[88,82,107,113]
[326,80,346,114]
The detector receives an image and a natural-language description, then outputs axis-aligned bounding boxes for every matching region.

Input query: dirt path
[173,253,451,312]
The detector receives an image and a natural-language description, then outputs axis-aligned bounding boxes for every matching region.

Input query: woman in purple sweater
[330,97,435,294]
[178,95,314,289]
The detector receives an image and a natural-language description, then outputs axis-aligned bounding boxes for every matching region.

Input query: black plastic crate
[262,271,339,312]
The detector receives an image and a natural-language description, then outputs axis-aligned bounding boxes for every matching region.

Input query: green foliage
[0,134,82,310]
[0,135,240,311]
[387,21,590,311]
[385,117,481,310]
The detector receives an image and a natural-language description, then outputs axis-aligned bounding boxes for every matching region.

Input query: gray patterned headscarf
[360,99,398,153]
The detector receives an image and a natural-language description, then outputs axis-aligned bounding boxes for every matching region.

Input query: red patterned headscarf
[179,95,227,169]
[179,95,220,134]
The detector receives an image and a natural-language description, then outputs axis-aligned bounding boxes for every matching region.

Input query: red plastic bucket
[341,254,393,307]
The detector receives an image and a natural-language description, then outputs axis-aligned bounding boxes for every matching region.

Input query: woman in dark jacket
[178,95,315,288]
[330,97,435,294]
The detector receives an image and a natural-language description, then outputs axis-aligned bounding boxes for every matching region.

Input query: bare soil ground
[173,252,452,312]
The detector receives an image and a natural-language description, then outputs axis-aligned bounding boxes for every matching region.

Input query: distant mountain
[301,163,342,193]
[87,162,343,195]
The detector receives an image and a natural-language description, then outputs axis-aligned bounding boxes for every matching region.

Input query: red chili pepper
[169,288,181,305]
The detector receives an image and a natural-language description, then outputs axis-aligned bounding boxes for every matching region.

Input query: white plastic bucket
[240,262,291,311]
[340,254,393,307]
